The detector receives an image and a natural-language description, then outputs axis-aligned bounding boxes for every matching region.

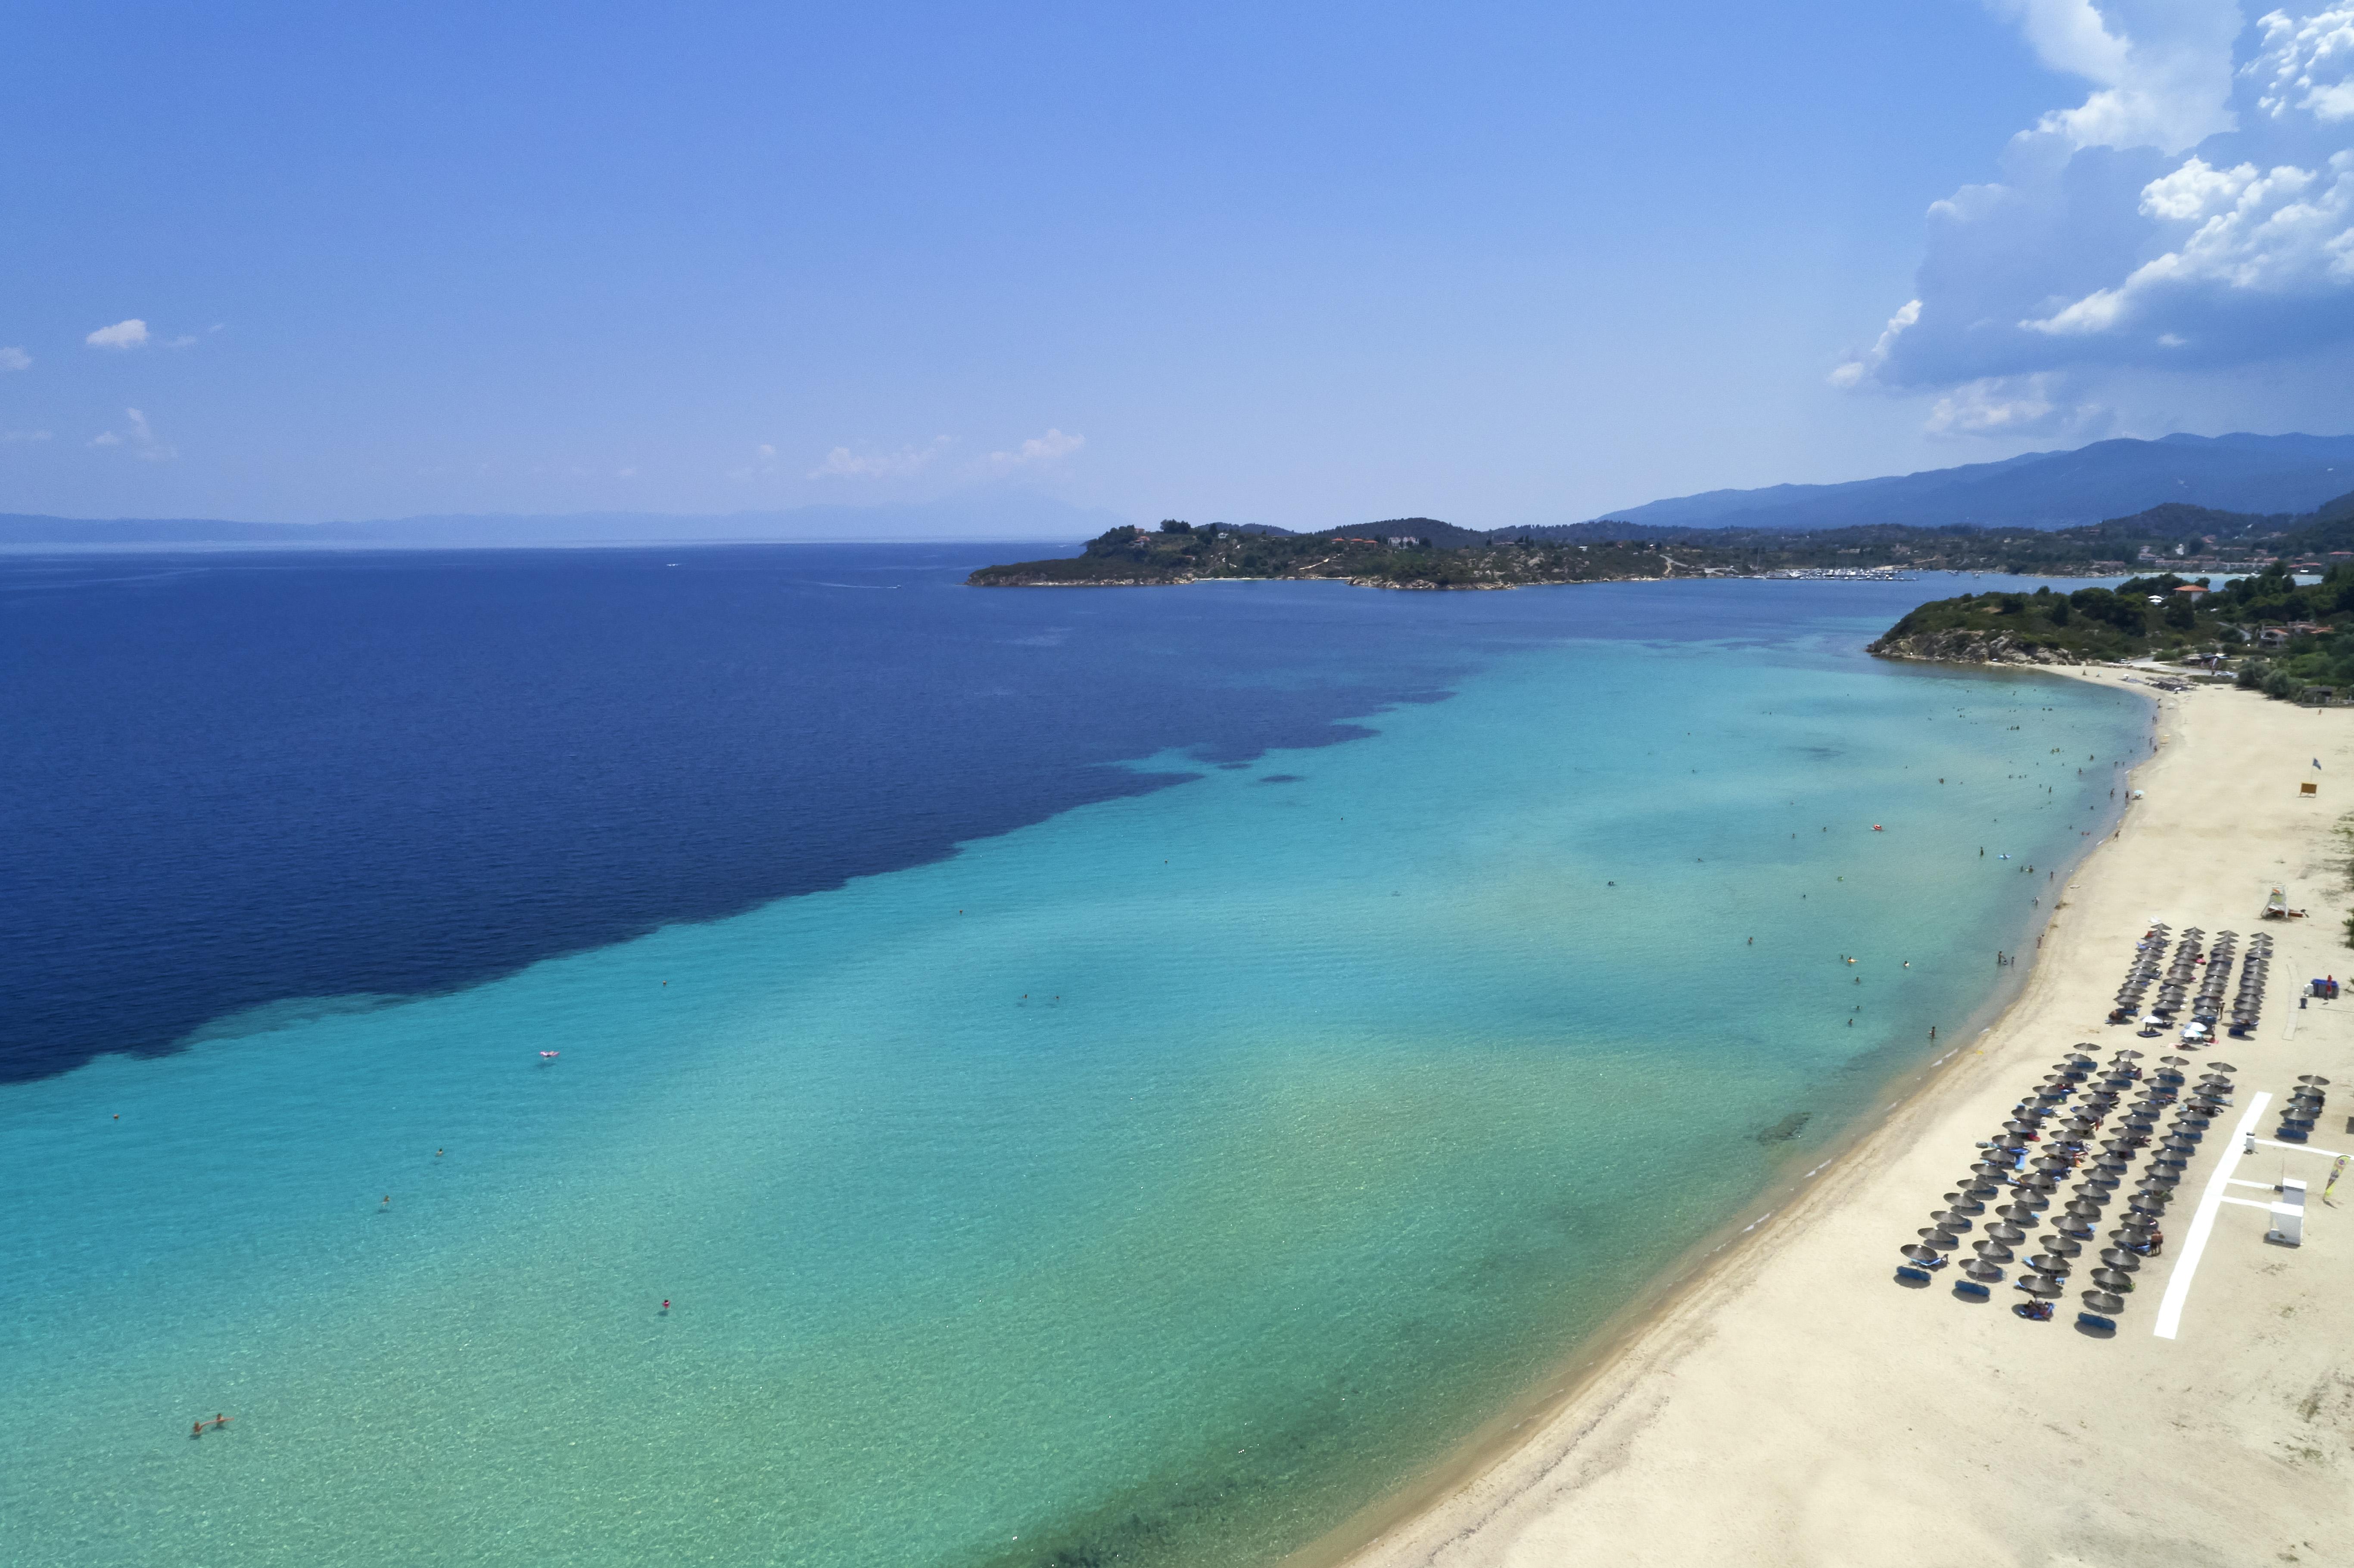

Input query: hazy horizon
[5,4,2352,531]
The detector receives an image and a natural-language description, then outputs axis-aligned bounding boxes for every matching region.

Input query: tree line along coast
[965,486,2354,591]
[1869,565,2354,702]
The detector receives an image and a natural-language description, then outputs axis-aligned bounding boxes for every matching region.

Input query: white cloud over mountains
[801,428,1085,482]
[983,428,1084,472]
[1837,3,2354,432]
[808,435,952,480]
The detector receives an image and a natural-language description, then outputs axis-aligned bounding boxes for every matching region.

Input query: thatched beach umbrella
[1901,1244,1943,1264]
[1929,1210,1974,1231]
[2015,1274,2064,1298]
[2297,1074,2330,1086]
[1963,1259,2005,1282]
[2091,1267,2136,1291]
[2025,1252,2074,1275]
[2052,1218,2095,1240]
[1986,1223,2028,1244]
[1919,1229,1961,1249]
[1973,1239,2015,1263]
[2082,1289,2127,1315]
[2097,1248,2142,1272]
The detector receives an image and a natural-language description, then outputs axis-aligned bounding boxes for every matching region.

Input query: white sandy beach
[1334,669,2354,1568]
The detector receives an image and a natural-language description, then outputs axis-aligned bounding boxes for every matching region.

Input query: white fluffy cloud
[1924,372,2113,436]
[0,345,29,371]
[808,435,952,480]
[1829,299,1920,386]
[1991,0,2243,151]
[2254,4,2354,121]
[89,407,175,460]
[982,428,1084,472]
[85,318,149,350]
[2024,150,2354,335]
[1839,3,2354,426]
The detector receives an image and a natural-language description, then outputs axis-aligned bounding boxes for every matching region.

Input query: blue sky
[3,2,2351,530]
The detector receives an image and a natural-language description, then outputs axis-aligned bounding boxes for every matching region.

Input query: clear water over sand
[2,575,2146,1567]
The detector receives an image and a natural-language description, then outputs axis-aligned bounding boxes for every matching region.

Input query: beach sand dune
[1336,670,2354,1568]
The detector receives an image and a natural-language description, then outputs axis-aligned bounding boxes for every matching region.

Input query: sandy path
[1335,670,2354,1568]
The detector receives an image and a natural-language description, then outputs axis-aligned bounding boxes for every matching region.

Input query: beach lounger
[2077,1312,2117,1332]
[1895,1266,1933,1285]
[1953,1281,1990,1300]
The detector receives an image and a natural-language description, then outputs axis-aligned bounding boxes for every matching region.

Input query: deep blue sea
[0,546,2148,1567]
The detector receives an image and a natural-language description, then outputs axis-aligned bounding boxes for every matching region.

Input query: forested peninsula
[967,488,2354,591]
[1869,562,2354,701]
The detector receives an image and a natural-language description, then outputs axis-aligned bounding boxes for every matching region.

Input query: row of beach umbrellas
[2276,1074,2332,1140]
[1899,1043,2239,1322]
[2145,926,2205,1019]
[2192,930,2239,1021]
[2227,932,2275,1033]
[2110,924,2171,1016]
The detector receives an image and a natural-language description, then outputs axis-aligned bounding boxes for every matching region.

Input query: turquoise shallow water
[2,594,2147,1567]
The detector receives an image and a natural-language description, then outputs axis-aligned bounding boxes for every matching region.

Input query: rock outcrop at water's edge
[1866,628,2089,666]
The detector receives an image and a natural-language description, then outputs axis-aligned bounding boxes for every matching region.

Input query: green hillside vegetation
[1874,561,2354,699]
[970,486,2354,590]
[1872,576,2225,661]
[965,522,1697,588]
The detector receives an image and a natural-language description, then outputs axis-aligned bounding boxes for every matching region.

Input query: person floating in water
[661,1299,671,1313]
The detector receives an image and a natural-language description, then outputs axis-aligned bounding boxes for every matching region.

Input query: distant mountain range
[1589,432,2354,534]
